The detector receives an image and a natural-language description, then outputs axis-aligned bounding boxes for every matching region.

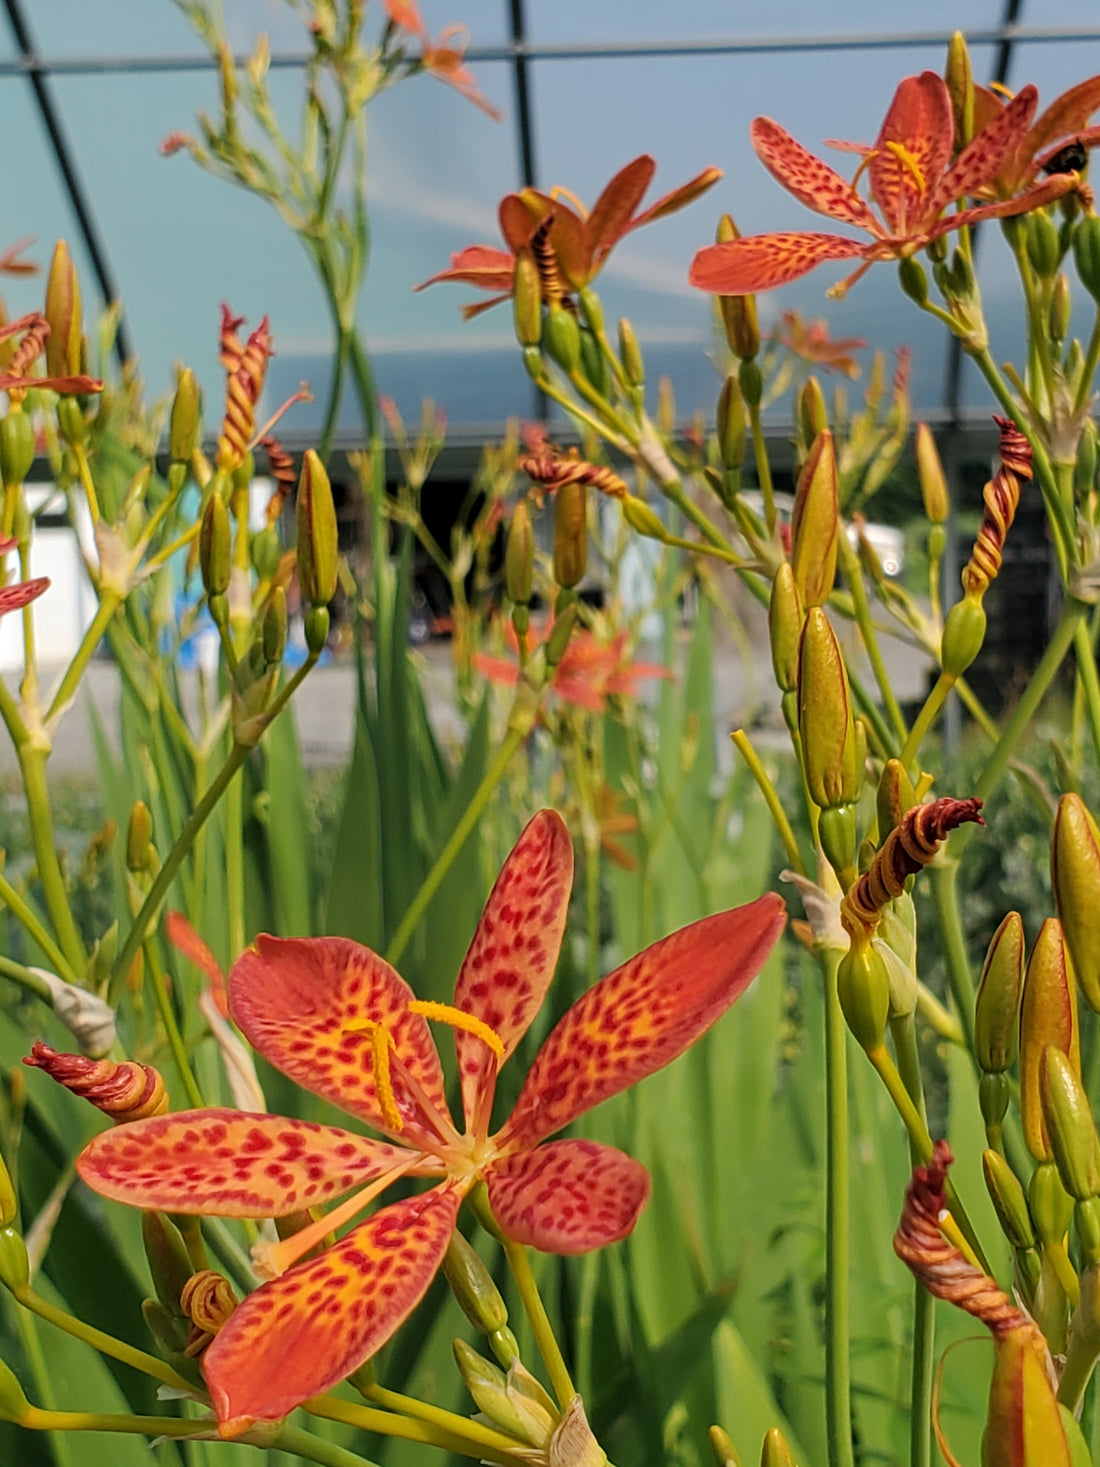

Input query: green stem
[19,746,86,973]
[502,1238,575,1410]
[45,592,121,723]
[304,1392,517,1464]
[1058,1308,1100,1415]
[955,675,1000,743]
[730,728,804,874]
[22,1407,212,1441]
[384,719,529,968]
[928,861,976,1058]
[821,945,854,1467]
[891,1013,933,1467]
[364,1379,521,1457]
[144,939,205,1109]
[274,1422,386,1467]
[225,761,245,963]
[0,953,53,1001]
[1073,618,1100,777]
[0,870,78,981]
[897,671,955,774]
[584,834,600,988]
[1075,306,1100,414]
[748,398,776,535]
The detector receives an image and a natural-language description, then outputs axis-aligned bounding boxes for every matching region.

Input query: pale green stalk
[304,1391,518,1464]
[730,729,804,874]
[1072,617,1100,776]
[502,1237,576,1410]
[18,746,86,973]
[143,938,205,1109]
[892,1012,933,1467]
[45,592,121,722]
[748,397,777,534]
[835,534,907,749]
[0,870,77,982]
[819,945,853,1467]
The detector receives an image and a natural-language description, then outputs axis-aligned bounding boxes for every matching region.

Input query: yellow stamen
[549,184,587,218]
[883,140,926,194]
[989,81,1015,100]
[251,1155,422,1279]
[344,1020,402,1132]
[848,150,877,200]
[407,1000,505,1061]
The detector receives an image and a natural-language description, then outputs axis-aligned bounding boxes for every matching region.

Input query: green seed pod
[545,601,578,667]
[208,591,229,632]
[945,31,974,146]
[618,318,645,388]
[0,1352,30,1423]
[797,376,829,447]
[303,605,330,655]
[798,607,858,808]
[717,374,745,471]
[897,257,929,306]
[1026,211,1061,279]
[126,801,154,873]
[45,240,83,378]
[1074,215,1100,302]
[578,288,605,337]
[980,1071,1011,1133]
[452,1338,531,1440]
[983,1148,1036,1250]
[738,358,763,409]
[542,305,581,374]
[948,247,975,295]
[915,423,949,524]
[296,449,339,608]
[1050,272,1072,343]
[441,1229,509,1335]
[1020,918,1080,1162]
[837,936,890,1054]
[200,492,231,598]
[251,525,282,582]
[1041,1045,1100,1201]
[505,500,534,605]
[579,329,609,397]
[0,409,34,489]
[0,1226,29,1292]
[1052,793,1100,1011]
[141,1211,194,1319]
[769,562,804,696]
[512,247,541,349]
[940,593,987,677]
[790,429,839,608]
[262,586,288,666]
[760,1427,795,1467]
[975,911,1025,1073]
[553,479,587,589]
[170,367,201,465]
[621,494,667,541]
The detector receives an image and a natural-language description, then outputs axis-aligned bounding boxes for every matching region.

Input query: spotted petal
[870,72,954,234]
[76,1109,412,1217]
[751,117,880,231]
[204,1186,460,1434]
[929,84,1038,218]
[453,809,573,1136]
[500,892,786,1149]
[486,1139,649,1253]
[229,936,452,1147]
[689,233,867,294]
[1025,74,1100,167]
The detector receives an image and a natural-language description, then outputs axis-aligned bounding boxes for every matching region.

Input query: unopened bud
[975,911,1025,1073]
[717,375,745,471]
[0,1152,14,1228]
[790,430,838,607]
[769,563,804,696]
[251,525,281,582]
[760,1428,795,1467]
[1050,272,1072,343]
[945,32,974,146]
[715,217,760,360]
[553,480,587,589]
[709,1425,744,1467]
[798,607,859,808]
[619,318,645,387]
[1076,421,1097,497]
[1074,215,1100,302]
[897,256,929,306]
[262,586,287,666]
[0,410,34,489]
[303,605,330,656]
[579,330,609,397]
[126,801,154,873]
[200,492,231,598]
[837,936,890,1053]
[915,423,949,524]
[512,248,541,348]
[170,368,201,464]
[452,1338,539,1443]
[296,449,339,607]
[738,358,763,409]
[0,1227,28,1292]
[142,1211,194,1319]
[442,1230,509,1334]
[983,1149,1036,1250]
[543,305,581,374]
[545,602,578,667]
[506,501,534,605]
[1020,918,1080,1161]
[940,593,986,677]
[45,241,82,378]
[1041,1045,1100,1201]
[621,494,667,541]
[1026,212,1061,280]
[984,1315,1073,1467]
[1029,1158,1074,1246]
[1052,793,1100,1011]
[797,377,829,446]
[875,758,916,837]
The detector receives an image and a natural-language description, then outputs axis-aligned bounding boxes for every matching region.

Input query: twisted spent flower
[66,811,786,1435]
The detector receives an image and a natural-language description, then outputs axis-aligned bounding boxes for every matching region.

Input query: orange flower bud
[1052,793,1100,1011]
[915,423,949,524]
[44,241,82,378]
[790,430,838,608]
[1020,919,1079,1161]
[24,1042,169,1122]
[975,911,1025,1073]
[296,448,339,608]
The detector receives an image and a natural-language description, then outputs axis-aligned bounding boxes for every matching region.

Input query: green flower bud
[897,256,929,306]
[983,1149,1036,1249]
[983,1312,1074,1467]
[578,288,605,336]
[546,601,578,667]
[0,410,34,489]
[200,491,231,598]
[579,330,609,397]
[760,1428,795,1467]
[618,318,644,387]
[208,591,229,633]
[523,346,543,382]
[837,936,890,1053]
[769,562,804,696]
[716,216,760,361]
[717,374,745,471]
[709,1425,745,1467]
[875,758,916,838]
[819,804,858,882]
[915,423,949,524]
[251,525,282,582]
[738,358,763,409]
[452,1338,531,1440]
[948,247,975,295]
[975,911,1025,1072]
[940,593,987,677]
[543,305,581,374]
[303,605,330,655]
[1052,793,1100,1010]
[798,607,859,808]
[1026,212,1061,280]
[0,1353,30,1423]
[1075,421,1097,496]
[512,248,541,349]
[621,494,667,541]
[45,241,83,378]
[170,368,201,465]
[442,1229,509,1335]
[296,449,339,607]
[506,501,534,605]
[262,586,287,666]
[790,430,838,608]
[1076,1199,1100,1268]
[1020,918,1080,1162]
[1041,1045,1100,1201]
[1050,272,1072,343]
[980,1071,1011,1133]
[126,800,154,873]
[142,1296,190,1357]
[1028,1159,1074,1247]
[797,377,829,447]
[1074,216,1100,303]
[488,1325,520,1368]
[553,480,587,589]
[142,1211,194,1318]
[0,1226,29,1292]
[945,32,974,146]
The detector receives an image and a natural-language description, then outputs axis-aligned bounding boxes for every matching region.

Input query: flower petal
[869,72,954,233]
[750,117,880,231]
[585,155,656,264]
[453,810,573,1135]
[500,892,786,1149]
[689,233,867,294]
[546,199,589,291]
[204,1186,460,1434]
[1025,74,1100,164]
[628,165,723,232]
[0,576,48,616]
[229,936,452,1146]
[500,192,537,253]
[486,1139,649,1253]
[76,1109,412,1217]
[923,172,1080,245]
[929,84,1038,218]
[413,246,516,293]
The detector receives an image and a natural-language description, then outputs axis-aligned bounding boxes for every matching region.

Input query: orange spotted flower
[689,71,1081,298]
[73,811,785,1435]
[383,0,501,121]
[417,156,721,318]
[969,74,1100,198]
[773,310,867,378]
[475,621,672,712]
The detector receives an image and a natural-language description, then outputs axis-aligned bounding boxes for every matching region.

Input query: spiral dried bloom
[261,435,295,526]
[529,216,564,308]
[894,1140,1038,1341]
[180,1269,239,1357]
[842,798,984,940]
[216,305,273,472]
[961,417,1032,598]
[24,1042,168,1121]
[7,315,47,381]
[519,446,628,501]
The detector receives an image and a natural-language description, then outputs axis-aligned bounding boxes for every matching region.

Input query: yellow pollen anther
[883,140,926,194]
[344,1019,402,1132]
[408,1000,505,1061]
[989,81,1015,100]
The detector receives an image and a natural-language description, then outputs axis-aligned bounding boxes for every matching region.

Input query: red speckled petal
[0,577,49,616]
[869,72,953,233]
[929,85,1038,218]
[229,936,452,1147]
[689,233,867,295]
[453,810,573,1137]
[486,1139,650,1253]
[500,893,786,1149]
[204,1186,460,1434]
[923,173,1079,244]
[1026,75,1100,161]
[751,117,880,230]
[76,1109,415,1217]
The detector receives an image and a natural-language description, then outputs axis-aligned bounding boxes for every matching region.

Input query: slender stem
[384,719,530,967]
[72,443,101,524]
[928,861,976,1058]
[897,671,954,773]
[45,592,121,722]
[21,1407,210,1440]
[730,729,804,873]
[955,676,1000,742]
[12,1306,79,1467]
[144,939,205,1109]
[1073,618,1100,776]
[0,952,53,1001]
[274,1423,387,1467]
[891,1013,933,1467]
[820,944,854,1467]
[584,834,600,988]
[502,1238,575,1410]
[0,869,78,981]
[225,762,245,961]
[18,746,87,973]
[1058,1303,1100,1415]
[304,1392,517,1464]
[748,399,776,535]
[364,1379,521,1455]
[1075,307,1100,414]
